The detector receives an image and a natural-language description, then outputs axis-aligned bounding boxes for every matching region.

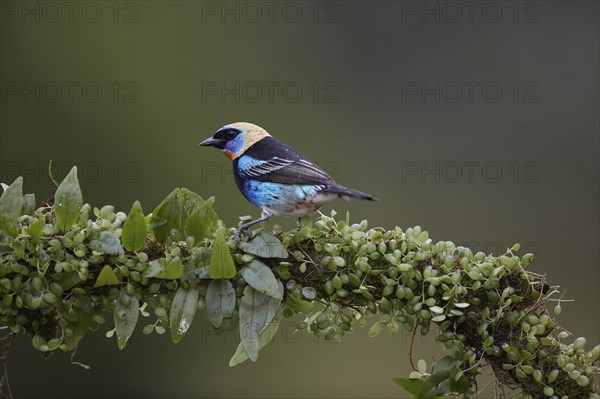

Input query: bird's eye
[226,129,238,140]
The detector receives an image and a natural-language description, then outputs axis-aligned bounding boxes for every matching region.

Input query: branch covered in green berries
[0,167,598,399]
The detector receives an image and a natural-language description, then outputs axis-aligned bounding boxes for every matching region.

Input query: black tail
[324,184,378,201]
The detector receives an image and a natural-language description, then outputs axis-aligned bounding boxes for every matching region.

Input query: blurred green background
[1,1,598,398]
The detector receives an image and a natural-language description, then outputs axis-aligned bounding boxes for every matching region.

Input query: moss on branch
[0,169,598,399]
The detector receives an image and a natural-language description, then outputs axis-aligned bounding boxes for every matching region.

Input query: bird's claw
[233,227,252,241]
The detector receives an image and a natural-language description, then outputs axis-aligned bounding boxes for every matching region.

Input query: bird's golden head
[199,122,271,160]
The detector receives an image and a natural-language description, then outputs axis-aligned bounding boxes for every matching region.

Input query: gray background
[1,1,598,397]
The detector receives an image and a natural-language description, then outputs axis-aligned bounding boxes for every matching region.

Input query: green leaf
[54,166,83,232]
[418,379,449,399]
[170,286,200,343]
[184,250,211,280]
[62,313,92,351]
[159,257,183,279]
[205,279,236,328]
[21,193,36,215]
[144,257,183,280]
[433,356,453,374]
[369,321,383,337]
[142,325,154,335]
[449,372,470,394]
[429,306,444,314]
[285,295,314,314]
[77,203,91,228]
[417,357,457,399]
[184,196,218,244]
[89,231,124,255]
[54,273,81,292]
[149,188,182,243]
[417,359,427,373]
[24,216,45,245]
[93,265,121,288]
[238,284,282,362]
[229,310,282,367]
[0,177,24,236]
[239,230,288,259]
[209,229,236,279]
[241,259,283,300]
[114,288,139,350]
[181,188,205,215]
[392,377,424,397]
[435,356,471,394]
[144,260,163,278]
[121,201,147,252]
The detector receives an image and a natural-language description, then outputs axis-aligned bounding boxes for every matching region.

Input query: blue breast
[242,180,325,214]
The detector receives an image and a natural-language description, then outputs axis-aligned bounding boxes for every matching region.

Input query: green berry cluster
[277,212,599,398]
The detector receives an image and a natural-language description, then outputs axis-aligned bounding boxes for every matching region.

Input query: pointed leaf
[239,230,288,259]
[54,166,83,232]
[205,279,236,328]
[239,284,282,362]
[158,257,183,279]
[170,286,200,343]
[21,193,36,215]
[0,177,23,236]
[24,216,45,245]
[209,229,236,279]
[114,289,139,350]
[431,357,471,394]
[241,259,282,299]
[121,201,147,252]
[89,231,124,255]
[418,359,454,399]
[93,265,121,288]
[230,310,282,366]
[185,196,218,244]
[433,356,454,374]
[144,257,183,279]
[181,188,205,215]
[149,188,182,243]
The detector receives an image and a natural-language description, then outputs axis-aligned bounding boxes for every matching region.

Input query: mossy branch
[0,168,598,399]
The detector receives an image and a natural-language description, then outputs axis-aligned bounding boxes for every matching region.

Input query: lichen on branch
[0,167,598,399]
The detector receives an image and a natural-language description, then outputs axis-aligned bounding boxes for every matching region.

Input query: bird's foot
[233,211,272,241]
[232,227,252,241]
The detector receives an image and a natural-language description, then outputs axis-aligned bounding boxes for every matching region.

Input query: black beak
[199,137,225,147]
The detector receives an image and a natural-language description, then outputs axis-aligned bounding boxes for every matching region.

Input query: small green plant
[0,167,598,398]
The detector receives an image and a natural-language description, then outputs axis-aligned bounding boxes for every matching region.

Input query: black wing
[235,136,334,185]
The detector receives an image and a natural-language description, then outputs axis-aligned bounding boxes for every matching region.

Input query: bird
[199,122,376,238]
